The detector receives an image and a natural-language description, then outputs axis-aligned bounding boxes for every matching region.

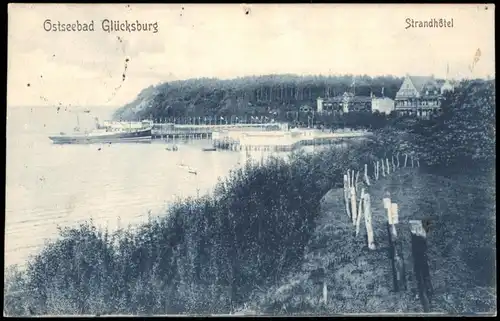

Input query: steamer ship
[49,116,153,144]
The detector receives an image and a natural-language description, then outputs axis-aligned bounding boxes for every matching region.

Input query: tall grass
[4,138,398,316]
[250,169,496,315]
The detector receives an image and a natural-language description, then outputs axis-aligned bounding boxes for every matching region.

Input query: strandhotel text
[405,18,454,29]
[43,19,159,33]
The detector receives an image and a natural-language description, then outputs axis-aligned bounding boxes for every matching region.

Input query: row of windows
[395,100,440,107]
[397,108,442,118]
[399,86,440,96]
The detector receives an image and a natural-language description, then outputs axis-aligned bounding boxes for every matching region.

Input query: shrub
[4,138,402,316]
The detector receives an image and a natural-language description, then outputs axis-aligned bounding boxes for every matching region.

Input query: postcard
[5,3,496,316]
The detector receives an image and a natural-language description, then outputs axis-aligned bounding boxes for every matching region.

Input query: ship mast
[352,75,356,96]
[74,112,81,132]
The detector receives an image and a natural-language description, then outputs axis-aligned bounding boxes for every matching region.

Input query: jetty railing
[150,123,284,140]
[212,130,371,152]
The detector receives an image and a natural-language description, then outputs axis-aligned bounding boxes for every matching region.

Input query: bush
[4,137,397,316]
[410,79,496,170]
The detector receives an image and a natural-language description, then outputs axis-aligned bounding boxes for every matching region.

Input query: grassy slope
[4,165,495,316]
[244,167,496,315]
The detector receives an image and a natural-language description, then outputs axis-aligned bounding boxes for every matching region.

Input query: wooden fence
[337,152,433,312]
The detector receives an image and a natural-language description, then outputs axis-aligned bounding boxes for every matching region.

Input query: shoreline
[5,141,377,315]
[4,138,323,270]
[4,142,496,316]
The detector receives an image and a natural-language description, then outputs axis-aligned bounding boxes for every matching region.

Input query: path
[249,168,496,315]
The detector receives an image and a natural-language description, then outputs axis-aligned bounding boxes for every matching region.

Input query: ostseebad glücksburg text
[43,19,159,33]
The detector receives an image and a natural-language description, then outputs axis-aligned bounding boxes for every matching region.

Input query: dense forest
[112,74,405,121]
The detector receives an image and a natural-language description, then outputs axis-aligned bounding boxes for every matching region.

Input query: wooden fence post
[350,169,354,184]
[409,220,433,313]
[311,267,327,307]
[416,158,420,168]
[396,152,400,168]
[364,193,376,250]
[383,194,392,222]
[323,279,328,305]
[350,186,357,226]
[389,203,406,292]
[384,196,406,293]
[381,160,386,177]
[364,164,371,186]
[404,154,408,167]
[356,188,365,236]
[355,170,360,188]
[386,158,391,175]
[343,174,351,219]
[411,155,414,168]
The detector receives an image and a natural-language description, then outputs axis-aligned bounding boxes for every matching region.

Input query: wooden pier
[147,121,371,152]
[151,123,282,140]
[213,131,372,152]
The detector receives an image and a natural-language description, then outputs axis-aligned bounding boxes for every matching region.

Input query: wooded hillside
[112,74,405,121]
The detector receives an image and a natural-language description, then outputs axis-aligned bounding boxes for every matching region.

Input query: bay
[5,106,329,268]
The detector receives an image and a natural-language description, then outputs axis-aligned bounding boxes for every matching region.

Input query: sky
[8,3,495,107]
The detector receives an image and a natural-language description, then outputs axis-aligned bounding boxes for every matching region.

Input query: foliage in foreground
[4,138,395,316]
[248,170,496,315]
[5,79,495,315]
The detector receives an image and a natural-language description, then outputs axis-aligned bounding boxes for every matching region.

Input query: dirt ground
[245,167,496,315]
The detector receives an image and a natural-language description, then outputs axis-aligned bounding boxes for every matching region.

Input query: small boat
[202,147,217,152]
[83,109,91,113]
[165,145,179,151]
[187,167,197,175]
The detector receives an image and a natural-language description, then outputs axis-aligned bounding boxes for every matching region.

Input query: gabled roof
[408,76,438,93]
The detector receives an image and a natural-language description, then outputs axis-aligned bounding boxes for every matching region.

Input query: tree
[415,79,496,169]
[112,75,405,121]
